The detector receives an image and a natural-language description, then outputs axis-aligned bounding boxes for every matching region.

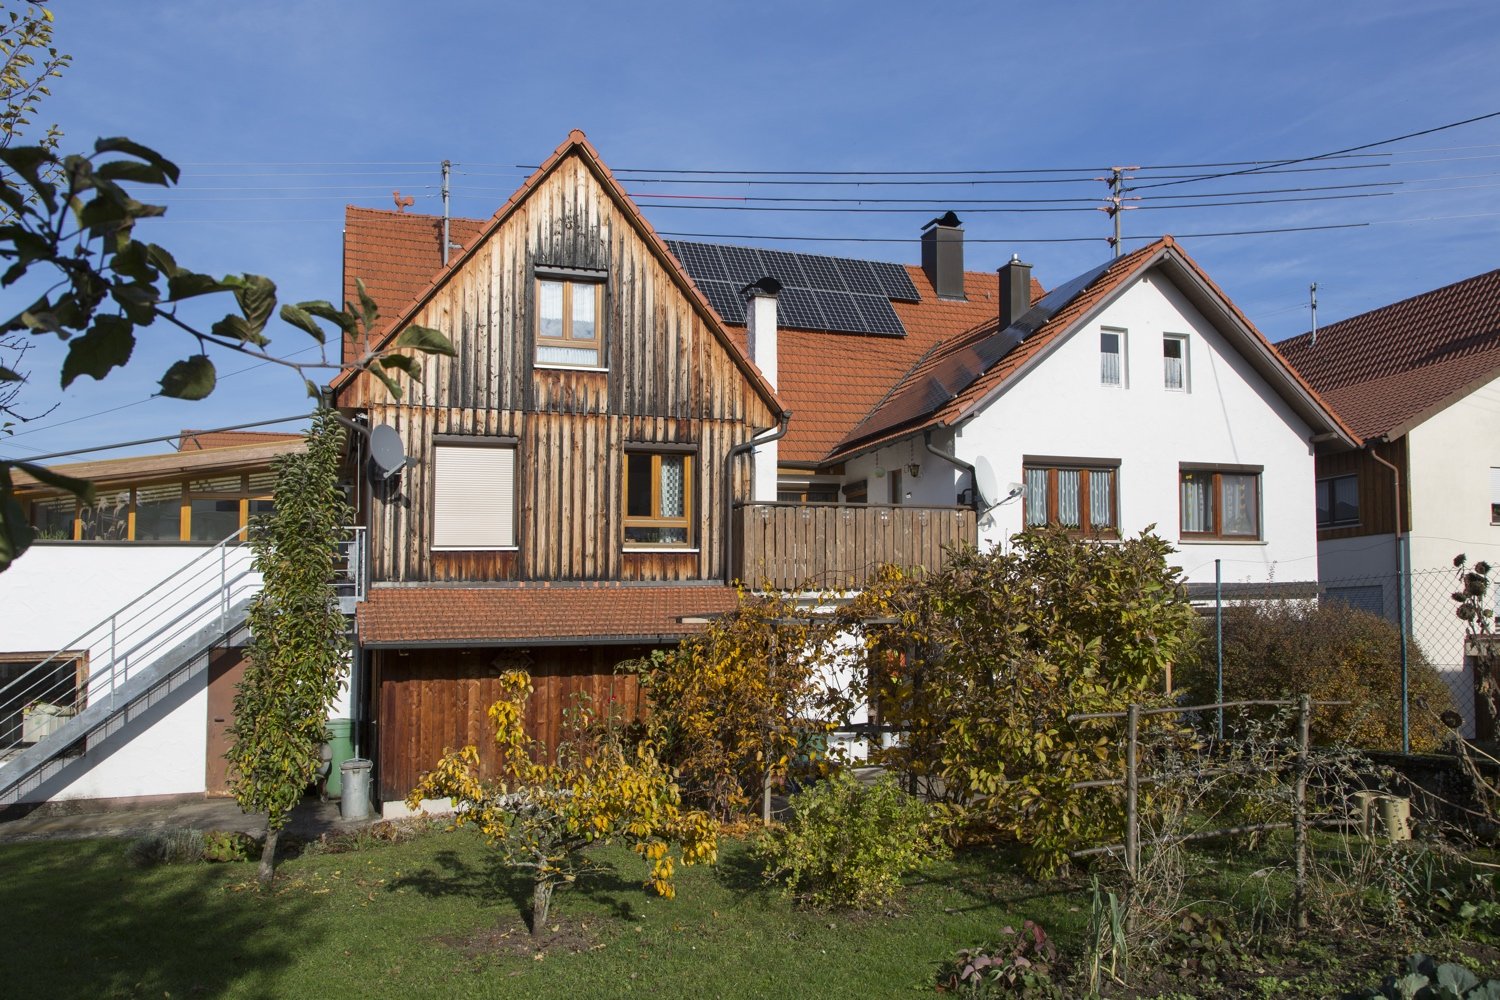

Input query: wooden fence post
[1294,692,1311,931]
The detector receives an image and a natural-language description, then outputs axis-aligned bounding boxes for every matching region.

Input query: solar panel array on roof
[665,239,918,337]
[839,258,1117,449]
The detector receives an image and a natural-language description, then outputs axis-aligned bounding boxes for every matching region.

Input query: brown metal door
[204,646,249,795]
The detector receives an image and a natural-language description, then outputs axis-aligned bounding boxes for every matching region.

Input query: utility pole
[1309,282,1318,346]
[1100,166,1139,258]
[441,159,452,267]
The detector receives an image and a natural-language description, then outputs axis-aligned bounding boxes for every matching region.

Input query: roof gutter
[924,428,980,511]
[1368,439,1410,753]
[725,412,792,585]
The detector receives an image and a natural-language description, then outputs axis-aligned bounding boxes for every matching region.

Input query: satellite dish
[972,456,1000,510]
[368,423,406,480]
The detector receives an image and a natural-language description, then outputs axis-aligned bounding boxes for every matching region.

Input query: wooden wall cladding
[375,645,651,803]
[352,151,775,585]
[1314,437,1408,541]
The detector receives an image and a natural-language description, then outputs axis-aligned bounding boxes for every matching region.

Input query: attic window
[535,269,605,370]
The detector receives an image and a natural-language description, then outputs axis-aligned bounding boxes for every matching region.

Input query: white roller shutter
[433,445,515,548]
[1491,467,1500,523]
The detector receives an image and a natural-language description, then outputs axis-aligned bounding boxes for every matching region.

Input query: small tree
[630,588,854,820]
[409,671,718,935]
[226,410,352,885]
[855,527,1200,875]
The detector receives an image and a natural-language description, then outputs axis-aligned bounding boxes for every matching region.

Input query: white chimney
[744,277,781,503]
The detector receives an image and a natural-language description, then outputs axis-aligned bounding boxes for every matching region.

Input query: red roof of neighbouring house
[177,429,303,451]
[341,207,487,366]
[829,238,1356,461]
[1278,268,1500,441]
[357,583,741,646]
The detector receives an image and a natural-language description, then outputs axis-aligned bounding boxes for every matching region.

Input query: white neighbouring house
[1279,268,1500,735]
[755,236,1358,601]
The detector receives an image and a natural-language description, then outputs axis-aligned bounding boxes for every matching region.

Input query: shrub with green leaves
[1175,599,1453,752]
[753,770,947,908]
[1350,953,1500,999]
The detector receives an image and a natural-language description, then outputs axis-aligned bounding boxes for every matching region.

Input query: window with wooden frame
[535,269,605,369]
[1023,461,1118,535]
[432,442,517,549]
[1315,474,1359,528]
[1180,467,1261,540]
[624,450,693,547]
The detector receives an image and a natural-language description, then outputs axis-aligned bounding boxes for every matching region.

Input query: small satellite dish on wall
[369,423,407,480]
[972,456,1000,511]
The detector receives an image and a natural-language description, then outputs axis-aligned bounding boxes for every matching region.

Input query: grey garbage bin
[339,758,373,821]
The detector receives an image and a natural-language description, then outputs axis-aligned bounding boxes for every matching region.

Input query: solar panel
[666,239,914,337]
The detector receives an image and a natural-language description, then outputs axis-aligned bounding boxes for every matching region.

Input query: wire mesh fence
[1198,562,1490,749]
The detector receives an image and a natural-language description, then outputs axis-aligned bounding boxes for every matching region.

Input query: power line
[1127,109,1500,192]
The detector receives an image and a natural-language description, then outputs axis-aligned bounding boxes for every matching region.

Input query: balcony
[733,502,977,592]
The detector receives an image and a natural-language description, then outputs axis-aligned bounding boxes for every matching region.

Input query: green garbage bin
[324,719,355,798]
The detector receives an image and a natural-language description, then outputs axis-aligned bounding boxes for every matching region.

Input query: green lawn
[0,827,1088,1000]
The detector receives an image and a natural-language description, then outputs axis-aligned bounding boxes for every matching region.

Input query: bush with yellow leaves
[408,671,718,935]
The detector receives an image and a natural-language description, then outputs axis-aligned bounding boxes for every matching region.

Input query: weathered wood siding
[375,646,652,803]
[735,502,978,591]
[346,151,776,583]
[1314,438,1408,541]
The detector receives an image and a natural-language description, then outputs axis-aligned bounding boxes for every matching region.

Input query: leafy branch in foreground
[0,138,457,572]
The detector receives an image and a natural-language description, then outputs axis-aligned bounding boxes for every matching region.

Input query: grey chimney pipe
[921,212,965,301]
[999,253,1032,328]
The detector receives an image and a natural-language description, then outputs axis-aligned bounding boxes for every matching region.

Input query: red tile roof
[1277,268,1500,440]
[341,207,487,366]
[357,583,741,646]
[178,429,303,451]
[342,204,1040,465]
[830,237,1356,460]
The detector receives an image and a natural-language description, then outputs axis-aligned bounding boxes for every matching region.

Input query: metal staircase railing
[0,525,368,806]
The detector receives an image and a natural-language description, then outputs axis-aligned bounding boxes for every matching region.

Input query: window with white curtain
[432,444,517,549]
[535,274,604,368]
[1490,467,1500,524]
[1180,468,1260,540]
[1163,334,1188,391]
[1100,329,1124,387]
[625,451,694,547]
[1023,462,1118,535]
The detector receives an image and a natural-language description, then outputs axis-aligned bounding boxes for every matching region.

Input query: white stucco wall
[0,542,257,803]
[843,272,1321,589]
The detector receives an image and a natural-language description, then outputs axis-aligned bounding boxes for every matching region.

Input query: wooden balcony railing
[733,502,977,591]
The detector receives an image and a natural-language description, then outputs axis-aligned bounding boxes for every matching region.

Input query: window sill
[623,546,700,554]
[1178,537,1266,546]
[432,546,520,552]
[534,364,609,374]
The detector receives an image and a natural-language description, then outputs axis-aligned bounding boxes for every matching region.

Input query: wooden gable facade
[335,133,782,586]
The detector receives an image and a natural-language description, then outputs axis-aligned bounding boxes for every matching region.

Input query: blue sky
[4,0,1499,460]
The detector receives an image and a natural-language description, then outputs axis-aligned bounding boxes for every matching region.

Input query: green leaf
[0,145,56,209]
[367,364,403,400]
[167,271,229,301]
[159,354,217,400]
[278,303,326,343]
[353,277,379,329]
[60,316,135,387]
[13,461,95,504]
[95,159,172,186]
[378,354,421,379]
[211,313,269,347]
[92,137,180,185]
[223,273,277,333]
[394,324,455,356]
[295,299,358,337]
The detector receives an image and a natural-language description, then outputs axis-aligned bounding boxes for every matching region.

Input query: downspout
[924,429,981,511]
[725,412,792,585]
[1369,442,1410,754]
